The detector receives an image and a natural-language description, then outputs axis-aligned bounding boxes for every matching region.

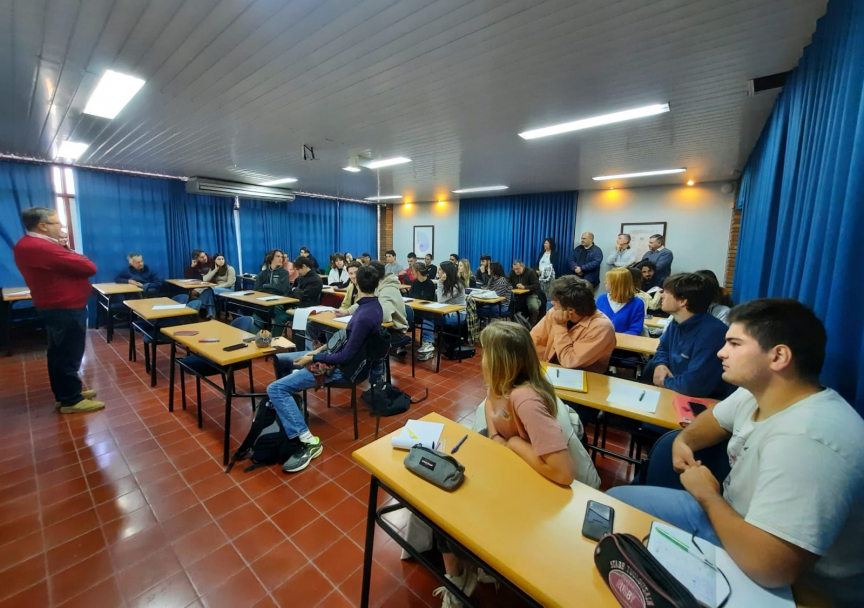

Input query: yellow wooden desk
[645,316,671,329]
[406,301,467,374]
[1,287,33,356]
[353,413,828,608]
[124,297,199,386]
[321,287,347,299]
[218,290,299,330]
[615,333,659,355]
[165,278,216,290]
[92,283,143,343]
[2,287,31,302]
[512,288,530,295]
[162,321,294,464]
[292,310,394,331]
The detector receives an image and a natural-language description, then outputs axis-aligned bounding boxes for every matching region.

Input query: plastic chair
[140,298,200,373]
[632,429,731,489]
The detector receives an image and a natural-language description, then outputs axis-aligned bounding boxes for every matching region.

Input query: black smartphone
[688,401,708,417]
[582,500,614,541]
[222,343,249,352]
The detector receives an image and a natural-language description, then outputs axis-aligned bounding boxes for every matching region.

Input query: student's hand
[653,364,673,387]
[127,279,141,286]
[294,355,313,367]
[191,260,198,267]
[672,438,700,472]
[516,283,524,289]
[574,266,582,275]
[551,309,569,325]
[680,465,720,502]
[333,310,349,317]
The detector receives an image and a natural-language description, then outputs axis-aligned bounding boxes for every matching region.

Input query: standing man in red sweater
[13,207,104,413]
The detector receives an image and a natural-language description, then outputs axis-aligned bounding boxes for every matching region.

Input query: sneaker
[396,345,409,356]
[476,567,500,590]
[417,351,435,362]
[59,399,105,414]
[432,568,477,608]
[282,438,323,473]
[55,389,98,408]
[418,341,435,354]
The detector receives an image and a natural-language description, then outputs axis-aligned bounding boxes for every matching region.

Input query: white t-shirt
[713,387,864,601]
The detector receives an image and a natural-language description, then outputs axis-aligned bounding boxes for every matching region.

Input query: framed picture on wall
[621,222,667,261]
[413,225,434,259]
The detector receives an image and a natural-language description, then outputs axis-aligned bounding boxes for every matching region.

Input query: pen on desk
[451,434,468,454]
[639,390,646,402]
[656,528,717,570]
[555,368,559,379]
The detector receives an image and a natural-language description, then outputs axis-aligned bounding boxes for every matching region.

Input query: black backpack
[361,383,429,417]
[225,398,299,473]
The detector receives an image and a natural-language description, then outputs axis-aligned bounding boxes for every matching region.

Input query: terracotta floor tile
[286,467,331,497]
[38,476,90,507]
[232,520,284,563]
[117,545,182,601]
[0,580,49,608]
[171,522,228,568]
[305,482,350,513]
[49,549,115,605]
[272,564,334,606]
[44,508,101,549]
[95,488,148,524]
[179,459,224,485]
[46,527,107,575]
[0,512,41,547]
[185,544,245,596]
[147,487,199,522]
[291,516,344,560]
[109,525,170,571]
[0,531,44,573]
[90,474,140,505]
[160,503,213,543]
[333,466,372,494]
[314,536,364,585]
[324,496,369,532]
[100,505,159,545]
[201,486,248,519]
[270,499,318,537]
[190,474,235,501]
[128,570,197,608]
[55,577,124,608]
[249,540,308,591]
[199,568,266,608]
[340,561,402,608]
[216,504,266,539]
[253,484,300,517]
[0,554,46,602]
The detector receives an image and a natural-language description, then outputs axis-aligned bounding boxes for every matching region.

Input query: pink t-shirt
[486,386,568,457]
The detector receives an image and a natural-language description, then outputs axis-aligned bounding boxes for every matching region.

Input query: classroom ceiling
[0,0,827,201]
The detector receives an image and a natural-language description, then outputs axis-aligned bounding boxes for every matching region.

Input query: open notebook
[543,367,587,392]
[391,420,444,450]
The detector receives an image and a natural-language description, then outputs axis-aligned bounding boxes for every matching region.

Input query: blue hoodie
[643,313,734,399]
[115,265,163,291]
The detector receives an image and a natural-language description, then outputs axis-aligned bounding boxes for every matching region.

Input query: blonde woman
[433,322,576,607]
[597,267,645,335]
[456,258,476,289]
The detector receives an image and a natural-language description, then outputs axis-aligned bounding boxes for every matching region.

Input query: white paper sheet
[8,290,30,296]
[291,306,335,330]
[417,302,449,309]
[656,316,672,326]
[256,295,282,301]
[151,304,186,310]
[544,368,586,392]
[330,315,352,324]
[402,297,414,302]
[391,420,444,450]
[606,382,660,413]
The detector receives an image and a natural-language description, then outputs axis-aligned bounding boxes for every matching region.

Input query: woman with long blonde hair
[456,258,476,289]
[596,266,645,335]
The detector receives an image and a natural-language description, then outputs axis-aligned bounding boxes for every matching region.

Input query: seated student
[456,259,477,289]
[253,250,290,335]
[115,253,163,295]
[596,267,645,335]
[384,249,404,276]
[340,260,407,331]
[630,266,662,313]
[360,252,372,266]
[267,266,385,473]
[199,253,236,318]
[343,252,354,264]
[399,252,417,285]
[509,259,542,325]
[642,274,735,399]
[417,261,466,362]
[423,253,437,277]
[184,250,213,279]
[484,261,513,309]
[608,299,864,603]
[433,321,580,605]
[475,254,491,287]
[298,247,319,271]
[448,253,459,264]
[327,253,350,288]
[339,262,362,310]
[289,256,323,307]
[531,276,616,373]
[281,253,299,284]
[696,269,732,324]
[408,262,436,357]
[637,260,663,292]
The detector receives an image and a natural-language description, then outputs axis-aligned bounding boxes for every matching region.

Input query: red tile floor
[0,324,636,607]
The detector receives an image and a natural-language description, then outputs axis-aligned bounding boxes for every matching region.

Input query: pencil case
[403,445,465,491]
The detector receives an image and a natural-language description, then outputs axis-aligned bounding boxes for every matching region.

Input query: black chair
[632,429,731,489]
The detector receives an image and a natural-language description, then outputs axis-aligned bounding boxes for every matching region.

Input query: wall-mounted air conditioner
[186,177,295,202]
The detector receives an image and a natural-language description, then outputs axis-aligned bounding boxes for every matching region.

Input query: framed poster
[413,225,434,258]
[621,222,667,261]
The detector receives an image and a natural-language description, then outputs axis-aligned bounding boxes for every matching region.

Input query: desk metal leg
[106,295,115,343]
[360,476,379,608]
[168,341,177,412]
[222,366,235,465]
[1,300,11,357]
[150,321,159,387]
[129,318,136,362]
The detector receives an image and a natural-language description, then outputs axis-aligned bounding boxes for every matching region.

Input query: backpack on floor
[361,383,429,417]
[225,397,298,473]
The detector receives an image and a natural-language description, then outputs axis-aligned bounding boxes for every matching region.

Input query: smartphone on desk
[582,500,614,542]
[223,343,248,352]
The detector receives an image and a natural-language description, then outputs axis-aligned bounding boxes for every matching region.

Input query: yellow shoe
[60,399,105,414]
[56,390,97,408]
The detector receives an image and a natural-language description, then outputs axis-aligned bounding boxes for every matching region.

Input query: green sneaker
[59,399,105,414]
[282,438,323,473]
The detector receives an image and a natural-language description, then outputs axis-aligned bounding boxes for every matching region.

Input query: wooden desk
[292,310,394,331]
[162,321,294,464]
[124,298,198,386]
[92,283,143,343]
[218,290,299,330]
[406,301,467,374]
[321,288,346,299]
[165,278,216,290]
[615,333,659,355]
[645,316,671,329]
[353,413,827,608]
[1,287,33,357]
[512,288,530,295]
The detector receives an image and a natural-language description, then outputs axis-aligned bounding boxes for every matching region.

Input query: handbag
[403,445,465,491]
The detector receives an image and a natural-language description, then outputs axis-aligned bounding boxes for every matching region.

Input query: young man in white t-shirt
[608,299,864,604]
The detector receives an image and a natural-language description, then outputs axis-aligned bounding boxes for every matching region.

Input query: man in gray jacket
[640,234,674,282]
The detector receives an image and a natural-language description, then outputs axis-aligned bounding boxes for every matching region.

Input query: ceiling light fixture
[519,103,670,140]
[364,157,411,169]
[56,141,89,160]
[451,185,509,194]
[83,70,146,119]
[592,168,686,181]
[687,180,695,186]
[260,177,298,186]
[343,157,362,172]
[365,195,403,201]
[343,166,361,173]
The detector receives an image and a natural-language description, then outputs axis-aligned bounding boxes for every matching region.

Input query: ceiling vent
[747,71,791,96]
[186,177,295,202]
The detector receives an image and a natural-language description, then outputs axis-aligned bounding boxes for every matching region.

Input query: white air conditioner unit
[186,177,295,202]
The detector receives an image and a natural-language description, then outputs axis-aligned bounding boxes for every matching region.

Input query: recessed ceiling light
[365,195,403,201]
[343,166,361,173]
[365,157,411,169]
[519,103,670,140]
[592,168,686,181]
[57,141,89,160]
[83,70,146,119]
[260,177,297,186]
[687,180,695,186]
[451,186,509,193]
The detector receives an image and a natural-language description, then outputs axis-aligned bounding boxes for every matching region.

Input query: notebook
[151,304,186,310]
[606,382,660,413]
[256,295,282,301]
[544,367,587,392]
[391,420,444,450]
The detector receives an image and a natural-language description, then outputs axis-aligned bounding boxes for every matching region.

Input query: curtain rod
[0,153,374,205]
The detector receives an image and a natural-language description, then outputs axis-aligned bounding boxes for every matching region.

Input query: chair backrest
[403,303,415,327]
[230,315,254,332]
[172,294,190,304]
[638,429,731,489]
[186,300,202,312]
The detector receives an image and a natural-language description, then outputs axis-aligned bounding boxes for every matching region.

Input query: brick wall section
[724,207,741,291]
[379,204,393,260]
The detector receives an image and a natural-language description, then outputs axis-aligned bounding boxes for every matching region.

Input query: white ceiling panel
[0,0,828,200]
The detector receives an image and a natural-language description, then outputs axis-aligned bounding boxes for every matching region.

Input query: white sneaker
[417,351,435,362]
[432,569,477,608]
[418,341,435,354]
[396,345,409,355]
[476,567,500,590]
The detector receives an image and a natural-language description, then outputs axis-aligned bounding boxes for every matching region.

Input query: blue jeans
[198,287,232,318]
[266,351,344,439]
[418,311,465,344]
[606,486,722,547]
[38,308,87,406]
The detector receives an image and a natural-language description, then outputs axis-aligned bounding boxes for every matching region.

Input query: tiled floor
[0,323,635,607]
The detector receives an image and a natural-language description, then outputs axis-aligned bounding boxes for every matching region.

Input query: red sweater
[13,235,97,309]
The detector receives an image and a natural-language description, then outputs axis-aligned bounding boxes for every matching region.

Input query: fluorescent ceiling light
[592,168,686,181]
[260,177,298,186]
[365,157,411,169]
[452,185,509,194]
[364,195,403,201]
[57,141,89,160]
[83,70,146,119]
[518,103,670,140]
[343,166,361,172]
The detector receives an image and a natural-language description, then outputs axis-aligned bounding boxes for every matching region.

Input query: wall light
[261,177,297,186]
[365,195,403,201]
[57,141,89,160]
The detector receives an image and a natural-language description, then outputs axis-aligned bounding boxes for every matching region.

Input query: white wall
[575,183,734,294]
[392,201,460,266]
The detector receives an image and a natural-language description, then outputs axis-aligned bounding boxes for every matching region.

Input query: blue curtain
[733,0,864,412]
[458,191,577,276]
[0,161,54,287]
[338,200,377,258]
[238,198,293,274]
